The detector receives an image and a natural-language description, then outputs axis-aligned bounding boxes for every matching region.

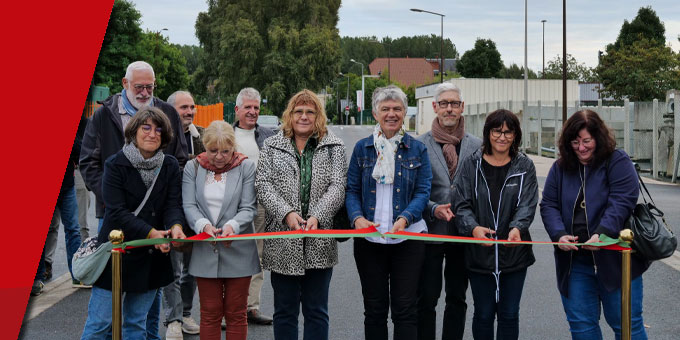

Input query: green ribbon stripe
[117,228,631,250]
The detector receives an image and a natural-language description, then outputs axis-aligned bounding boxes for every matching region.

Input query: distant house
[579,82,616,106]
[369,57,438,87]
[426,58,458,75]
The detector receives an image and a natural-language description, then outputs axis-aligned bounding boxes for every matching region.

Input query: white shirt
[366,183,427,244]
[194,171,241,234]
[234,127,260,164]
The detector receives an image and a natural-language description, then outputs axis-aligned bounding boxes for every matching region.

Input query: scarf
[196,151,248,174]
[121,89,154,116]
[431,115,466,179]
[122,143,164,188]
[371,123,405,184]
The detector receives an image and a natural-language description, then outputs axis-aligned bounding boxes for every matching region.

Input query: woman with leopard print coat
[255,90,346,340]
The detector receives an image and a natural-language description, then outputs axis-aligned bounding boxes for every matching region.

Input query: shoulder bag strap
[133,168,161,216]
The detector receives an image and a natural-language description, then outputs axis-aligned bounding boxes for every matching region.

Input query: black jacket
[79,94,188,217]
[453,150,538,274]
[95,150,183,292]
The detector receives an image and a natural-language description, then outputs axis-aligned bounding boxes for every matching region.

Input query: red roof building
[369,58,437,87]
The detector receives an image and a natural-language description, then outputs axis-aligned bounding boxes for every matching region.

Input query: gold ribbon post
[619,229,633,340]
[109,230,124,340]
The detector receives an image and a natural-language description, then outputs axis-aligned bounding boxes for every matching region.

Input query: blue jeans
[55,187,81,279]
[162,249,196,324]
[270,268,333,340]
[468,269,527,340]
[80,286,160,340]
[560,257,647,340]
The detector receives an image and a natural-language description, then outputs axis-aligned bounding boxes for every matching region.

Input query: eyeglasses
[206,149,232,156]
[293,109,317,117]
[490,129,515,139]
[437,100,462,108]
[141,124,162,135]
[570,138,594,148]
[133,84,156,92]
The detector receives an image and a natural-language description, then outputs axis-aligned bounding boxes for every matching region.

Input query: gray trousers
[162,249,196,324]
[247,203,266,311]
[45,171,91,264]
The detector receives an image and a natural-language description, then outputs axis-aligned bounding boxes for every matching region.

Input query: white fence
[462,98,680,182]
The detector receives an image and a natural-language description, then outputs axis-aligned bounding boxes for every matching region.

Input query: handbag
[71,168,161,284]
[625,171,677,261]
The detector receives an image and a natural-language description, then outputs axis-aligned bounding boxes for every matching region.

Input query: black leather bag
[625,172,677,261]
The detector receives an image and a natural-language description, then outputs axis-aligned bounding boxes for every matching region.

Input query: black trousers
[417,243,469,340]
[354,238,425,340]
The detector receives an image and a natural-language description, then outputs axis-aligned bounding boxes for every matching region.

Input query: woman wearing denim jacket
[346,85,432,340]
[540,110,648,339]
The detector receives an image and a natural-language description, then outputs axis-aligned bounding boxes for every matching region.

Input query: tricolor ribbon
[114,226,631,251]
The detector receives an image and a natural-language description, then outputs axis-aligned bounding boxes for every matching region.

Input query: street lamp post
[339,72,349,125]
[541,19,547,77]
[410,8,445,83]
[350,59,365,124]
[154,28,168,57]
[523,0,528,152]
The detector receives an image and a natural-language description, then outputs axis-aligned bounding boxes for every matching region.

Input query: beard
[126,89,152,109]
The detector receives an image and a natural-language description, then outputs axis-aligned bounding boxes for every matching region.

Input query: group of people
[65,60,647,340]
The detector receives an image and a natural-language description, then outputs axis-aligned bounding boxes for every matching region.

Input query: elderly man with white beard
[80,60,188,232]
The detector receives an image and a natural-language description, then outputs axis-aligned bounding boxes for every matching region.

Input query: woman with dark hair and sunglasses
[540,110,648,339]
[452,109,538,340]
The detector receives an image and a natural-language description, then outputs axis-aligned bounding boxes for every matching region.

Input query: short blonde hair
[281,89,327,139]
[202,121,237,151]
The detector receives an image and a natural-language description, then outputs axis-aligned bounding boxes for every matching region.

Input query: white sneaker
[166,321,183,340]
[182,316,200,335]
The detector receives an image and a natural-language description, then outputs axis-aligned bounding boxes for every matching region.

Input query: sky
[131,0,680,72]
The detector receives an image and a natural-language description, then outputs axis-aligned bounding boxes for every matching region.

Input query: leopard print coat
[255,130,346,276]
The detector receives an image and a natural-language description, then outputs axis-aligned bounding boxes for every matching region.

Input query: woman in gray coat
[183,120,260,340]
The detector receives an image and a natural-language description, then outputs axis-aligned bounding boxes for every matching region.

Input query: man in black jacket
[79,61,188,231]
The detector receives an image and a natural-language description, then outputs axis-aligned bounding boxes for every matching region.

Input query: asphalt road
[20,125,680,339]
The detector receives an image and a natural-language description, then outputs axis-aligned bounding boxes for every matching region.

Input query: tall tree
[597,38,680,101]
[137,31,190,101]
[195,0,342,114]
[339,35,458,74]
[456,38,502,78]
[92,0,143,92]
[499,63,537,79]
[610,6,665,50]
[542,54,596,82]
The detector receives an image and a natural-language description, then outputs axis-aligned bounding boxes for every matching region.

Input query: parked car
[257,115,281,130]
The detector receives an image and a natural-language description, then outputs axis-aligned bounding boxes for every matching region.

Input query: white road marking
[660,250,680,272]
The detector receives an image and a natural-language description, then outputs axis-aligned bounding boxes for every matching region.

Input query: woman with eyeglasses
[345,85,432,340]
[81,107,186,340]
[255,90,346,340]
[540,110,648,339]
[182,120,260,340]
[452,109,538,340]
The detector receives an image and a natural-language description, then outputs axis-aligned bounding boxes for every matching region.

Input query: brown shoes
[247,309,273,325]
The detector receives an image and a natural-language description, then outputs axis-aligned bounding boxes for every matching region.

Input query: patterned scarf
[196,151,248,174]
[122,143,164,188]
[371,123,405,184]
[431,115,465,179]
[121,89,154,116]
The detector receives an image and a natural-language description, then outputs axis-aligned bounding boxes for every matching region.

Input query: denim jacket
[346,133,432,227]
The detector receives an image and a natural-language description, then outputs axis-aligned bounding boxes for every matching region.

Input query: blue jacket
[346,133,432,227]
[540,149,649,296]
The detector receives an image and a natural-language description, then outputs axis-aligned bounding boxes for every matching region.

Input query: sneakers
[181,316,200,334]
[30,280,44,296]
[166,321,183,340]
[247,309,273,325]
[72,279,92,289]
[43,262,53,281]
